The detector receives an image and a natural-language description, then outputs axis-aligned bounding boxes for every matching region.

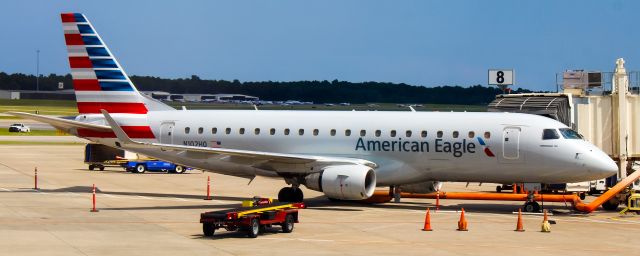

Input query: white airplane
[10,13,617,204]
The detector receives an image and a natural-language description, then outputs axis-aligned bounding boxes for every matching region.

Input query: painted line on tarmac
[609,217,640,224]
[259,237,335,243]
[361,222,406,231]
[364,207,640,226]
[562,216,640,225]
[4,189,224,205]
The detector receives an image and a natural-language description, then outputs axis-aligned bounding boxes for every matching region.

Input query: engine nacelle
[304,165,376,200]
[400,181,443,194]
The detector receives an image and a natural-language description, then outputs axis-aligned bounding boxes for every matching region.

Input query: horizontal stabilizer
[6,112,111,134]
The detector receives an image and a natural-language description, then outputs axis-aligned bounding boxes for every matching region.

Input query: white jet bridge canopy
[488,95,572,127]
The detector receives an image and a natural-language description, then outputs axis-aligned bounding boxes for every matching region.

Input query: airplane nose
[588,152,618,178]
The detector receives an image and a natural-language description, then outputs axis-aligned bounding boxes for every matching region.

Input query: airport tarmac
[1,143,639,256]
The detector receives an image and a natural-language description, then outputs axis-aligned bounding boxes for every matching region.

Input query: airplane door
[160,122,175,144]
[502,127,521,161]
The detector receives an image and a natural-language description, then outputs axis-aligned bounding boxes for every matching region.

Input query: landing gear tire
[281,214,294,233]
[602,198,620,211]
[523,201,541,213]
[134,164,146,174]
[247,218,260,238]
[278,187,304,202]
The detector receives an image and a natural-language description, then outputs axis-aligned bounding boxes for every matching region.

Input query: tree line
[0,72,534,104]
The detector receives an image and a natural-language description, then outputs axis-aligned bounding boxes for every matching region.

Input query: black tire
[88,165,95,171]
[203,223,215,237]
[281,214,294,233]
[278,187,293,202]
[247,218,260,238]
[579,192,586,200]
[523,201,540,213]
[496,186,502,193]
[292,188,304,202]
[134,164,146,174]
[278,187,304,202]
[174,166,185,174]
[99,165,105,171]
[602,198,620,211]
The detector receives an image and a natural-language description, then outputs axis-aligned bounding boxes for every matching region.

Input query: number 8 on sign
[488,69,514,85]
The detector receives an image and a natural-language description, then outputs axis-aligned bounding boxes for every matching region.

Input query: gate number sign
[488,69,514,85]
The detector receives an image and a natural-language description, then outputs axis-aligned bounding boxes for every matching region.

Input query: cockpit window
[542,129,560,140]
[559,128,583,139]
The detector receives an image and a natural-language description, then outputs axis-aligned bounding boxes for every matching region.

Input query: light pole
[36,49,40,91]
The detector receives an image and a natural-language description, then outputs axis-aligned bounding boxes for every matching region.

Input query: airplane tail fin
[61,13,174,114]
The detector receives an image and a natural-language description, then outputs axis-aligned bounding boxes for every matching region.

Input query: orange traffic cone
[457,208,468,231]
[422,208,433,231]
[515,208,524,232]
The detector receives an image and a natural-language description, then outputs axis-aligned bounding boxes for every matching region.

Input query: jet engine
[304,165,376,200]
[400,181,443,194]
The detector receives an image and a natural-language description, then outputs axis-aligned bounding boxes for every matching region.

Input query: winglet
[101,109,134,144]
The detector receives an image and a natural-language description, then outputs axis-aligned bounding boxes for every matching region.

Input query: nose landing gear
[278,187,304,202]
[522,190,541,212]
[523,201,541,213]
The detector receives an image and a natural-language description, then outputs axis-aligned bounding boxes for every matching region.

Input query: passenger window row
[183,127,491,139]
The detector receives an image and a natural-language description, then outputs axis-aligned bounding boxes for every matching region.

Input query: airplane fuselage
[85,110,615,185]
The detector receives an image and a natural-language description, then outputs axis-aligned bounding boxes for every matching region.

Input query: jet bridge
[489,58,640,181]
[488,94,572,127]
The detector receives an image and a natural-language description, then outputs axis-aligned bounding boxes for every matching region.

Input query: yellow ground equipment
[619,193,640,215]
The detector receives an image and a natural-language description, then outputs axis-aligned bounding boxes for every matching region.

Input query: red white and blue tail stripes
[62,13,148,115]
[62,13,154,139]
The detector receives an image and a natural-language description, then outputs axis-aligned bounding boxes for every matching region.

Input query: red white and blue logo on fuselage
[476,137,495,157]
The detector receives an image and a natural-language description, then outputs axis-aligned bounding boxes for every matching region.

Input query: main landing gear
[278,187,304,203]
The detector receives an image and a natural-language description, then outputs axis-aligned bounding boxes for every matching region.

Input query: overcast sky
[0,0,638,91]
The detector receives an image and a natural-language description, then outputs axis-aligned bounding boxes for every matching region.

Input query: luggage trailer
[200,202,305,238]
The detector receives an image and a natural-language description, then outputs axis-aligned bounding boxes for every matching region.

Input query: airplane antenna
[408,106,416,112]
[253,105,259,111]
[182,106,187,111]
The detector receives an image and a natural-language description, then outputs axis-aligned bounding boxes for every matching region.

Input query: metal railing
[555,71,640,95]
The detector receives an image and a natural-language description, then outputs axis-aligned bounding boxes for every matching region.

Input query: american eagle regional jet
[9,13,617,203]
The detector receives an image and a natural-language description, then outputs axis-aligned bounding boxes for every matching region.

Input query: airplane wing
[101,110,377,173]
[7,111,111,133]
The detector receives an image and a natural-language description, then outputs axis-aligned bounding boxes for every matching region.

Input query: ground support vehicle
[619,193,640,214]
[84,144,125,171]
[125,160,187,174]
[200,202,304,238]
